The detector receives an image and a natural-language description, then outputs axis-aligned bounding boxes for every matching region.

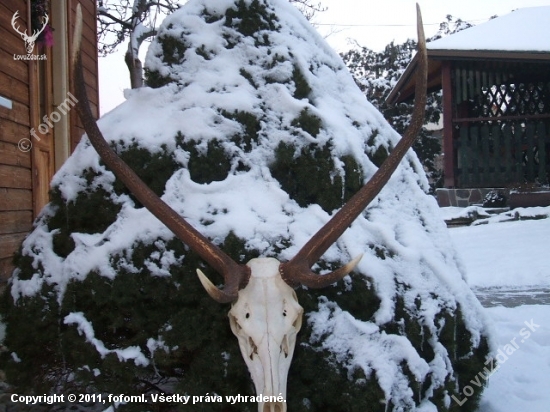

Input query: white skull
[229,258,303,412]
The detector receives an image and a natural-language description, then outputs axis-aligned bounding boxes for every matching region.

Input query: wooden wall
[0,0,99,283]
[0,0,33,281]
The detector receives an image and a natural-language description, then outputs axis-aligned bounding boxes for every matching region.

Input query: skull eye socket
[280,335,289,357]
[229,314,242,333]
[293,310,303,331]
[248,336,258,360]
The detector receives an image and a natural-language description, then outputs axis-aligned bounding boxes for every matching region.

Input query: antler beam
[280,4,428,288]
[11,11,27,38]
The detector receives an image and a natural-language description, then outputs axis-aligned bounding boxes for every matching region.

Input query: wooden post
[441,61,455,187]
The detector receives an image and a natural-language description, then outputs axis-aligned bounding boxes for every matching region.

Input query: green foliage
[144,25,189,88]
[220,110,262,152]
[224,0,279,37]
[289,344,386,411]
[429,15,474,42]
[240,68,257,88]
[144,67,173,89]
[270,142,363,213]
[158,27,189,66]
[46,182,120,259]
[195,44,212,60]
[373,290,488,411]
[292,108,322,137]
[289,274,386,411]
[181,139,233,184]
[292,66,312,100]
[0,283,61,394]
[1,232,254,409]
[483,190,507,207]
[342,39,441,190]
[366,132,389,168]
[112,141,183,205]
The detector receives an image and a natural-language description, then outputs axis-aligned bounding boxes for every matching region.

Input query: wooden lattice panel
[457,119,549,187]
[472,82,550,118]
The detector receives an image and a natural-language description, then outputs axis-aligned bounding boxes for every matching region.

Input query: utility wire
[315,18,487,27]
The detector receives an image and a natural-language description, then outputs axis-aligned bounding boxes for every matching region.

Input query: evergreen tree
[430,14,473,41]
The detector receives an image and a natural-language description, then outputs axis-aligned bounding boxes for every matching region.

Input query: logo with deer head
[11,10,49,54]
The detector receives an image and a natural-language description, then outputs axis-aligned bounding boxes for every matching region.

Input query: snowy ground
[445,207,550,412]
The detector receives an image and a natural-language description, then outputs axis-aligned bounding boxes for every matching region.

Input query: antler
[29,14,49,42]
[71,5,249,303]
[11,11,48,41]
[280,4,428,288]
[11,11,28,39]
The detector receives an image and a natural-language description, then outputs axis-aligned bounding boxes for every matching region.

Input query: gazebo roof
[427,6,550,53]
[387,6,550,105]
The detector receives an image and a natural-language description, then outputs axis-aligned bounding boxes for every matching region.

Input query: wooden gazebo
[388,6,550,207]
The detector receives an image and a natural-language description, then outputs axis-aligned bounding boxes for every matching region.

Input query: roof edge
[386,49,550,106]
[427,49,550,61]
[386,54,419,106]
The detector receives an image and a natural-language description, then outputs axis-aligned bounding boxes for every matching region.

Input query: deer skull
[71,3,427,410]
[223,258,302,412]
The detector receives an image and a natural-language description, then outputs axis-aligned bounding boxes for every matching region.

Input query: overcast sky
[315,0,550,51]
[99,0,550,114]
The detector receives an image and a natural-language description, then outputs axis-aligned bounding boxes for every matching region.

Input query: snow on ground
[446,208,550,412]
[475,305,550,412]
[448,211,550,289]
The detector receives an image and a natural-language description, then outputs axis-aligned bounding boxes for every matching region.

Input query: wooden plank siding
[0,0,99,282]
[0,189,32,212]
[0,0,32,281]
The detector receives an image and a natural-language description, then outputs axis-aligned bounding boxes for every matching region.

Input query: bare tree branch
[289,0,327,21]
[97,0,182,88]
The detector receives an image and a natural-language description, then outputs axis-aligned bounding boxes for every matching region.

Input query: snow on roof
[427,6,550,53]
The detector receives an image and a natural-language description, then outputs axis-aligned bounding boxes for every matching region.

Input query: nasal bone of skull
[260,401,286,412]
[257,333,289,401]
[246,320,292,412]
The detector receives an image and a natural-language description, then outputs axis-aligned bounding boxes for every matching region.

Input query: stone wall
[436,188,550,208]
[436,188,506,207]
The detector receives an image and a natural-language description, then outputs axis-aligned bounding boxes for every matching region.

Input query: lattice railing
[471,82,550,119]
[456,119,550,187]
[452,62,550,187]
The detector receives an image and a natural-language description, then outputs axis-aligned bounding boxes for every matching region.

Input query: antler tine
[11,11,27,38]
[31,14,49,40]
[280,4,428,288]
[71,5,249,303]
